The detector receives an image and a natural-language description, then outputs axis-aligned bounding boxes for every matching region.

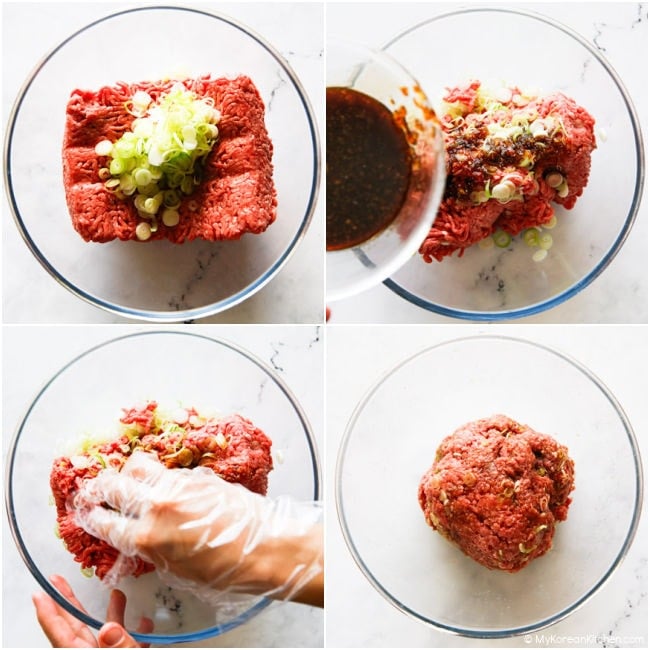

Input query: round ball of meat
[418,414,575,572]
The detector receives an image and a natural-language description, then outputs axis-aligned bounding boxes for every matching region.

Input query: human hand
[32,574,153,648]
[74,451,323,606]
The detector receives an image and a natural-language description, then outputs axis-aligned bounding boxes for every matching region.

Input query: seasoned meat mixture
[418,414,575,571]
[420,81,596,261]
[50,401,273,580]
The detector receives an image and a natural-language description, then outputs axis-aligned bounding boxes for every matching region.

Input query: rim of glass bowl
[335,334,643,638]
[5,330,322,644]
[3,5,321,323]
[380,6,646,321]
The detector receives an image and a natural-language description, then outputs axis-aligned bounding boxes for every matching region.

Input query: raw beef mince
[50,401,273,580]
[418,415,575,572]
[420,81,596,261]
[63,75,277,243]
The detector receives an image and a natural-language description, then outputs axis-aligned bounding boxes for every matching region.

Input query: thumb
[97,622,140,648]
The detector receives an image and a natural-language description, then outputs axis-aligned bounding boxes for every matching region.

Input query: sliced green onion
[95,140,113,156]
[134,194,148,212]
[530,119,547,138]
[89,451,107,468]
[119,174,136,194]
[478,236,495,250]
[539,233,553,250]
[493,231,512,248]
[523,228,540,247]
[470,189,490,204]
[491,181,516,203]
[143,196,160,214]
[109,158,126,175]
[81,566,94,578]
[162,208,180,227]
[542,214,557,229]
[532,249,548,262]
[136,222,152,241]
[163,190,181,208]
[545,171,564,189]
[98,83,220,233]
[134,168,153,186]
[557,180,569,198]
[114,139,137,159]
[518,152,534,168]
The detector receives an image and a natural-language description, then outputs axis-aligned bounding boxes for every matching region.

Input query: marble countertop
[2,2,324,324]
[326,323,647,647]
[2,324,323,647]
[327,2,648,324]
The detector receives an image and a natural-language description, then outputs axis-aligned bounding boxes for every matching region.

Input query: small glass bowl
[326,39,446,302]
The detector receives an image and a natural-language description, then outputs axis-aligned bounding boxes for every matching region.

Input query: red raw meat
[62,76,277,243]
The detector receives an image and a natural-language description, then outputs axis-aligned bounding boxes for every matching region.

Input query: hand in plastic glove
[33,574,153,648]
[74,451,323,607]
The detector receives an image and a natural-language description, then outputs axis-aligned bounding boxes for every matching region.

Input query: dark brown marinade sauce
[326,87,412,250]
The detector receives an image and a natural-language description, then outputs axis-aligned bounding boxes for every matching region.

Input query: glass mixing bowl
[379,7,645,319]
[6,331,321,644]
[336,335,642,637]
[4,6,320,321]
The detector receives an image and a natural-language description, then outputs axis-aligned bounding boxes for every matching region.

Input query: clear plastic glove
[72,451,323,607]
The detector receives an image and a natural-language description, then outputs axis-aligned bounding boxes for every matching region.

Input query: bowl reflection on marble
[336,335,643,637]
[4,6,320,322]
[379,7,645,320]
[6,331,321,644]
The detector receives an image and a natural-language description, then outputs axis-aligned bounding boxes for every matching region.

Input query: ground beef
[420,81,596,261]
[50,401,273,580]
[62,75,277,243]
[418,415,575,572]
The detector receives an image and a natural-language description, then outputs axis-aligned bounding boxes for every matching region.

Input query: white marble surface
[327,2,648,324]
[326,324,647,647]
[2,324,323,647]
[1,2,324,324]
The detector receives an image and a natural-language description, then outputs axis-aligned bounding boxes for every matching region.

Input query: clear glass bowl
[6,331,321,644]
[326,39,446,302]
[380,7,645,320]
[4,6,320,322]
[336,335,643,637]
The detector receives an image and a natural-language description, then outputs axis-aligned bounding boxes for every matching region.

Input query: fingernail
[49,575,71,596]
[101,623,125,647]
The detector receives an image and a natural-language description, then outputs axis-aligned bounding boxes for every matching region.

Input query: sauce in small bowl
[326,87,412,250]
[325,40,446,302]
